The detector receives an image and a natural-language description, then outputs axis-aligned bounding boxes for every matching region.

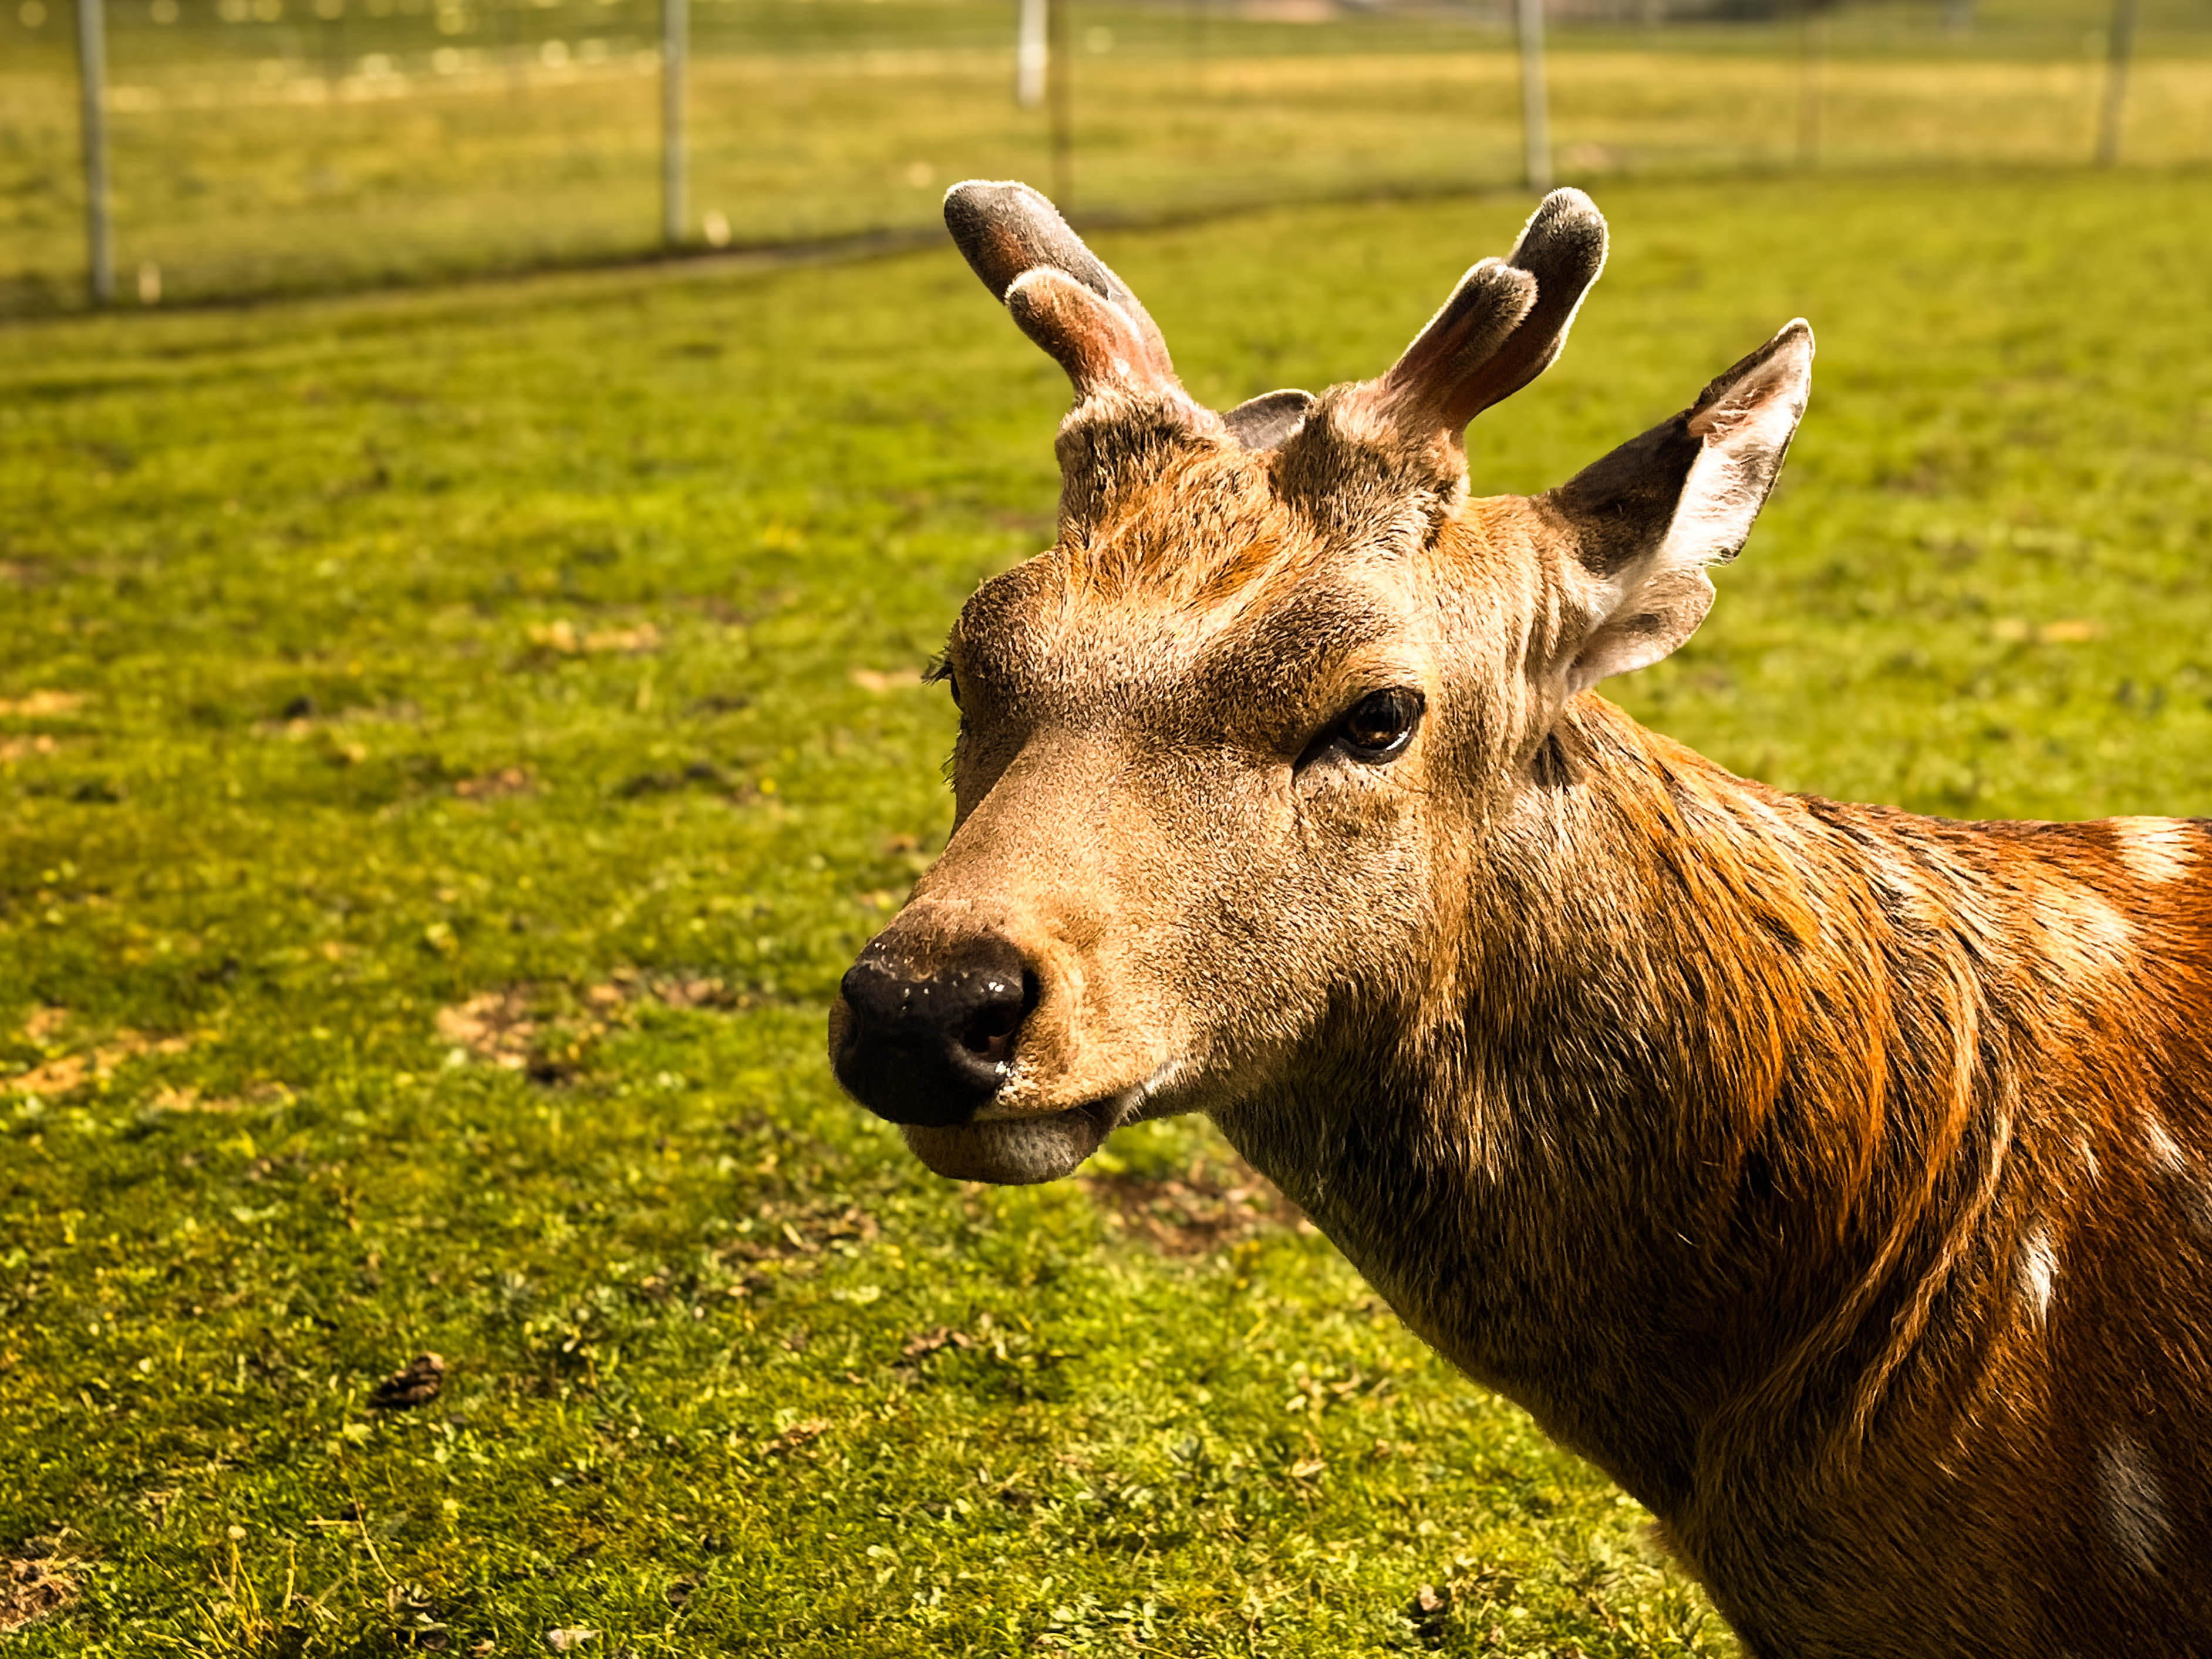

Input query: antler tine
[943,180,1179,392]
[1367,188,1610,439]
[1466,187,1609,419]
[1003,268,1164,400]
[1375,258,1539,431]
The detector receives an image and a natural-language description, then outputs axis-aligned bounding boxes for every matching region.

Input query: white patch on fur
[2016,1228,2058,1324]
[2142,1114,2212,1240]
[2079,1134,2100,1186]
[2186,1181,2212,1243]
[2113,816,2196,885]
[2095,1435,2171,1573]
[2145,1114,2189,1175]
[2034,884,2134,980]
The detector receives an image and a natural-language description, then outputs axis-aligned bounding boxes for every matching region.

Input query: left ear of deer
[1548,319,1814,696]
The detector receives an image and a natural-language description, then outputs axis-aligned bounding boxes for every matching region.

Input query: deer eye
[1330,687,1424,763]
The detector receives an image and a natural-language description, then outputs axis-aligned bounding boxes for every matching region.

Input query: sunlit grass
[2,167,2210,1653]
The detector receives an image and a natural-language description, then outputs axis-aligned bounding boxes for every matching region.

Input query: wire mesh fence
[4,0,2209,313]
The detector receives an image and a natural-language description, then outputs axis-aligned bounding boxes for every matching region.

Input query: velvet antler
[943,180,1186,406]
[1362,188,1610,440]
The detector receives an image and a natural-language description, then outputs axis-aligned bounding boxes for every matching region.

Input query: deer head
[831,181,1812,1185]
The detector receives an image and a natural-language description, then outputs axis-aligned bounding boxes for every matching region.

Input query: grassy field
[4,167,2211,1655]
[5,0,2212,312]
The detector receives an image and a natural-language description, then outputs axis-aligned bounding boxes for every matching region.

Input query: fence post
[2095,0,2139,166]
[1797,0,1827,168]
[663,0,688,247]
[1047,0,1071,203]
[1515,0,1551,194]
[1016,0,1047,109]
[75,0,113,306]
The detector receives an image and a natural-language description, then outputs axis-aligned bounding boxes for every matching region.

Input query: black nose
[834,933,1036,1127]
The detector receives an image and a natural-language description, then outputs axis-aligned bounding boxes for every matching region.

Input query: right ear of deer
[943,180,1179,397]
[1371,188,1610,437]
[1549,318,1815,694]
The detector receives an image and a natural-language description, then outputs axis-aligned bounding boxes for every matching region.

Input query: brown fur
[833,183,2212,1656]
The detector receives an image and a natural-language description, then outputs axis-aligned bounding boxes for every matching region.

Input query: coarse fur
[830,181,2212,1657]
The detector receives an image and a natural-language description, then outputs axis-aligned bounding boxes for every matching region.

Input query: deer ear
[1550,319,1814,696]
[1222,387,1316,450]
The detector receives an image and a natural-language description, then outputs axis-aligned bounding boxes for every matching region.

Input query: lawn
[2,167,2210,1655]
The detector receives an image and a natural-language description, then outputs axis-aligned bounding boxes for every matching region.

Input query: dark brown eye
[1335,687,1424,761]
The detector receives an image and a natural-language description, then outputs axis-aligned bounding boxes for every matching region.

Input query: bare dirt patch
[719,1201,880,1263]
[1082,1149,1307,1255]
[434,987,546,1072]
[0,691,85,718]
[524,619,660,657]
[453,766,534,799]
[3,1026,201,1098]
[144,1084,253,1115]
[1,1553,77,1636]
[849,666,922,693]
[435,973,745,1082]
[367,1352,447,1411]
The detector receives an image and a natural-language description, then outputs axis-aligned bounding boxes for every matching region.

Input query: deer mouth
[897,1105,1109,1185]
[896,1076,1169,1185]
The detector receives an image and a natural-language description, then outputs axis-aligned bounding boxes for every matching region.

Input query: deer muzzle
[830,925,1133,1184]
[832,931,1036,1127]
[830,857,1181,1181]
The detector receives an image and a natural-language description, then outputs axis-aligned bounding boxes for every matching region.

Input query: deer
[827,180,2212,1657]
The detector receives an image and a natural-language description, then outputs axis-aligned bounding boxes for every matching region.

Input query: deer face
[831,183,1812,1184]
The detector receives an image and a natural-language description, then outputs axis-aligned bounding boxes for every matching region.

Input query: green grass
[3,167,2210,1655]
[5,0,2211,312]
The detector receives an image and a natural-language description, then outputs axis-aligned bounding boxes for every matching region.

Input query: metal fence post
[75,0,113,306]
[1798,0,1828,168]
[1016,0,1047,109]
[1516,0,1551,194]
[2096,0,2139,166]
[663,0,688,247]
[1047,0,1071,203]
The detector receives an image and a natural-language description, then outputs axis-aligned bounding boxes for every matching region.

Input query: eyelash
[923,652,959,707]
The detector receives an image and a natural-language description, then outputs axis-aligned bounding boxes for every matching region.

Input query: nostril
[955,969,1035,1067]
[958,1004,1020,1060]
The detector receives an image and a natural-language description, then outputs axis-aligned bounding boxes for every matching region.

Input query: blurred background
[5,0,2209,315]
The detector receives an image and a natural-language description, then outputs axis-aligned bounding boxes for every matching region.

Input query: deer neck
[1213,694,2034,1519]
